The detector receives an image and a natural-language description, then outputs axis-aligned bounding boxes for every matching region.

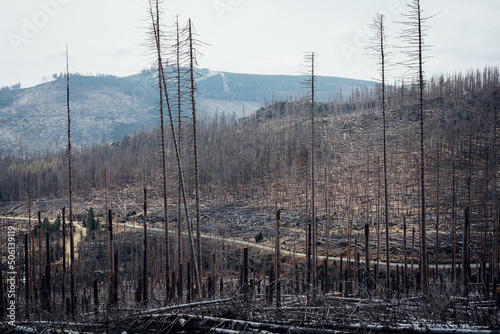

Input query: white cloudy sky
[1,0,499,88]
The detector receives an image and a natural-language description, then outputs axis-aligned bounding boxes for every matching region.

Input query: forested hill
[1,66,498,210]
[0,69,374,154]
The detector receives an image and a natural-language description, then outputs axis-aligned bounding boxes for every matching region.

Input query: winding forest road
[1,215,479,269]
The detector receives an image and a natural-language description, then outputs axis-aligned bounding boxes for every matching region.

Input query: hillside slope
[0,70,374,154]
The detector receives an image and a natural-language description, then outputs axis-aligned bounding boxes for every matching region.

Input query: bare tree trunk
[346,194,353,296]
[188,19,203,298]
[151,0,171,301]
[175,14,184,301]
[416,0,429,295]
[435,145,440,277]
[108,209,114,304]
[45,231,51,312]
[309,52,317,290]
[143,187,148,303]
[378,15,391,296]
[113,251,118,304]
[376,156,380,287]
[243,247,249,299]
[24,233,29,316]
[275,209,281,307]
[305,151,311,291]
[411,227,415,288]
[65,45,76,316]
[62,207,66,313]
[28,173,34,303]
[451,142,457,283]
[93,279,98,317]
[462,207,470,297]
[159,52,201,302]
[148,3,201,299]
[492,90,499,279]
[324,170,330,293]
[38,212,42,291]
[104,170,110,303]
[364,223,370,289]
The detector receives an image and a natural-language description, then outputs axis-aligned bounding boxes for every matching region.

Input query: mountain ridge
[0,69,375,154]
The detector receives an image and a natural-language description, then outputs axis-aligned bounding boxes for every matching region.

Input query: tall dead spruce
[148,0,202,299]
[187,18,203,296]
[400,0,433,295]
[65,45,76,316]
[171,14,185,300]
[149,0,171,300]
[303,52,317,295]
[368,14,391,295]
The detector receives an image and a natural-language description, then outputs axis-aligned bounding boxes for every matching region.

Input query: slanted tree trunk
[148,3,201,299]
[175,14,184,302]
[150,0,171,301]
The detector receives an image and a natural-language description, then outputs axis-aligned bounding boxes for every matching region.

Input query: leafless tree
[399,0,434,294]
[65,45,76,315]
[369,13,391,294]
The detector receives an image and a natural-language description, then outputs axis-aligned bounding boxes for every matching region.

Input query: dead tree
[174,14,184,301]
[303,52,317,292]
[62,207,66,313]
[143,187,148,303]
[364,223,370,290]
[24,233,29,316]
[400,0,433,294]
[435,143,440,277]
[44,231,51,312]
[147,3,202,298]
[65,45,76,315]
[275,209,281,307]
[369,13,391,294]
[462,207,470,297]
[93,279,98,317]
[324,171,330,293]
[38,212,42,291]
[154,0,172,300]
[108,209,115,304]
[187,18,203,294]
[27,173,34,304]
[0,248,3,317]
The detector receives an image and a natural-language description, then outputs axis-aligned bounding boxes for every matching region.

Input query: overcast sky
[1,0,499,88]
